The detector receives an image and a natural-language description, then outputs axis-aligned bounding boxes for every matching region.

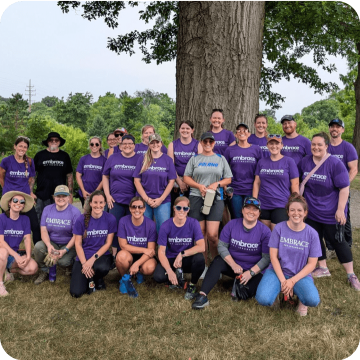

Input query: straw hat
[0,191,34,213]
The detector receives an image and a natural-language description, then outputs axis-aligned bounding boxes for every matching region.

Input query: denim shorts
[6,250,24,271]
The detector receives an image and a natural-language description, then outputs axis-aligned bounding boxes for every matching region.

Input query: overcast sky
[0,0,359,120]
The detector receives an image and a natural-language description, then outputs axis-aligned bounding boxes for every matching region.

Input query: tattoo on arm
[28,177,35,192]
[67,173,74,193]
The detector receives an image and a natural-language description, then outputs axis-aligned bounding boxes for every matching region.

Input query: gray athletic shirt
[184,153,233,200]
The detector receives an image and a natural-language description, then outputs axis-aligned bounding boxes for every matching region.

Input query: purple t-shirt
[133,154,177,203]
[0,155,35,195]
[172,138,199,177]
[102,152,140,205]
[298,155,350,224]
[40,204,81,245]
[118,215,157,248]
[255,156,299,210]
[0,213,31,252]
[76,154,107,198]
[134,142,168,155]
[104,146,120,159]
[268,221,322,277]
[220,219,270,271]
[157,217,203,258]
[328,141,358,172]
[248,134,270,157]
[224,144,262,195]
[281,135,311,165]
[211,129,236,156]
[73,212,117,260]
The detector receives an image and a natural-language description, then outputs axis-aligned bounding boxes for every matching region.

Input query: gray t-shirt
[184,153,233,200]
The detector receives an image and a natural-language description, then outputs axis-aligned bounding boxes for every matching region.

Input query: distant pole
[25,79,36,111]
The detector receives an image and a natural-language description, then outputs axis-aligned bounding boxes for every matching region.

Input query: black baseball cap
[329,118,345,128]
[236,123,249,130]
[201,132,215,141]
[280,115,295,123]
[243,196,261,211]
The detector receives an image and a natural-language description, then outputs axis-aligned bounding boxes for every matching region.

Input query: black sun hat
[42,132,66,147]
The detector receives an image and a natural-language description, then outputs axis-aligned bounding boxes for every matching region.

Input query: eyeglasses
[12,198,26,205]
[202,139,214,144]
[268,134,282,138]
[90,143,100,147]
[114,133,124,138]
[130,205,145,210]
[175,205,190,212]
[122,142,134,146]
[16,136,30,141]
[236,129,248,133]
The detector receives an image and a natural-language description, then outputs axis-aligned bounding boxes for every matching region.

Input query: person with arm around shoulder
[192,197,271,309]
[0,191,38,296]
[256,193,321,316]
[154,196,205,300]
[70,190,117,298]
[33,185,81,284]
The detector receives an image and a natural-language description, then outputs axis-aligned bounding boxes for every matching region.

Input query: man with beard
[327,119,358,250]
[280,115,311,165]
[33,132,73,222]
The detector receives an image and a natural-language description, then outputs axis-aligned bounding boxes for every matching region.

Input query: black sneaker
[192,294,209,310]
[184,284,197,300]
[95,278,106,291]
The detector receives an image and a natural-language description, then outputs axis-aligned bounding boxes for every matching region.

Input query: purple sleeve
[29,158,35,177]
[268,225,281,249]
[193,220,204,242]
[76,156,85,174]
[157,223,169,246]
[255,160,262,176]
[108,214,118,234]
[288,158,299,179]
[228,131,236,143]
[118,218,126,239]
[167,157,177,180]
[40,206,49,227]
[333,159,350,189]
[261,226,271,254]
[102,157,112,176]
[73,216,85,236]
[256,147,263,160]
[308,229,322,258]
[224,148,231,163]
[133,156,143,179]
[71,209,81,232]
[347,143,359,162]
[0,217,4,235]
[304,138,312,156]
[23,216,31,236]
[161,144,168,153]
[0,157,9,171]
[147,221,157,243]
[219,221,232,244]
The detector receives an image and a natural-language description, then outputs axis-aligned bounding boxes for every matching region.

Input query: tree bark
[352,42,360,170]
[175,1,265,139]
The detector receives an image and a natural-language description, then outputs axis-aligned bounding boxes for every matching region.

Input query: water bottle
[175,268,186,289]
[49,265,57,282]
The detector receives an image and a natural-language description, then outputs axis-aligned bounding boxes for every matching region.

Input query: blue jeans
[230,194,252,219]
[144,202,171,233]
[255,268,320,307]
[109,202,130,249]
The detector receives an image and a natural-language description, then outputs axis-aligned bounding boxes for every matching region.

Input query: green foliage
[30,102,55,118]
[88,115,108,138]
[41,96,59,107]
[301,98,340,127]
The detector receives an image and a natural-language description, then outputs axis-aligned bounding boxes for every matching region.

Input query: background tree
[41,96,59,107]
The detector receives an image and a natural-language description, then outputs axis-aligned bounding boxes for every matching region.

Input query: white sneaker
[200,266,208,280]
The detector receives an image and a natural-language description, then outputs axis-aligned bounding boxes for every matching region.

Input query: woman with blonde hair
[134,124,167,155]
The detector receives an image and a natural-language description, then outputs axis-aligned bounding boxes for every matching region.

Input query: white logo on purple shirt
[127,235,147,243]
[46,218,71,226]
[283,146,300,152]
[87,229,108,236]
[233,155,256,162]
[9,170,27,177]
[114,164,136,170]
[280,236,309,248]
[303,172,327,181]
[84,165,103,170]
[260,169,284,175]
[168,237,192,245]
[148,166,167,172]
[231,238,259,250]
[4,229,24,235]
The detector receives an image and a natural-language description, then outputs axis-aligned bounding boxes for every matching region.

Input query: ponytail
[139,146,154,174]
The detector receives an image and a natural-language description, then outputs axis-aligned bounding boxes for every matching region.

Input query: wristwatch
[94,254,99,260]
[181,251,185,257]
[249,269,255,277]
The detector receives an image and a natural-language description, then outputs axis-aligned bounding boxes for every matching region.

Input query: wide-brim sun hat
[42,132,66,147]
[0,191,35,213]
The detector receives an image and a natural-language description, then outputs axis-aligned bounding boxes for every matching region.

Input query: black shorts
[130,253,143,263]
[260,208,288,224]
[188,195,224,222]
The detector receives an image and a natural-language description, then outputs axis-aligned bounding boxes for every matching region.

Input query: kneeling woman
[256,193,321,316]
[0,191,38,296]
[116,197,157,293]
[154,196,205,300]
[70,190,117,298]
[192,197,271,309]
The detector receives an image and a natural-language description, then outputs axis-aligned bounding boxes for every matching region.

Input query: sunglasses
[90,143,100,147]
[202,139,215,144]
[175,205,190,212]
[12,198,26,205]
[244,198,260,207]
[268,134,282,139]
[49,138,60,143]
[130,205,145,210]
[114,133,124,138]
[236,128,248,133]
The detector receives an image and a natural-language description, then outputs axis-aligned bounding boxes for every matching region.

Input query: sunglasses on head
[130,205,145,210]
[175,205,190,212]
[114,133,124,138]
[244,198,260,207]
[16,136,30,142]
[268,134,282,139]
[12,198,26,205]
[90,143,100,147]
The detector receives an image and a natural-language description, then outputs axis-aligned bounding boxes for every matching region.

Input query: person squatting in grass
[133,133,177,233]
[154,196,205,300]
[298,132,360,290]
[0,191,38,296]
[70,190,117,298]
[117,197,157,297]
[192,197,271,310]
[33,185,81,285]
[0,136,41,245]
[252,134,299,231]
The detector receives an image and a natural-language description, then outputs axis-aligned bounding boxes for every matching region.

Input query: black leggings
[200,255,263,298]
[70,254,113,298]
[306,218,352,263]
[153,253,205,284]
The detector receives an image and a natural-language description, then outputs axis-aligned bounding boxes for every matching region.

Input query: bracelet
[65,247,69,253]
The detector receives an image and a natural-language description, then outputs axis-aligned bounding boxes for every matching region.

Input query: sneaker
[192,294,209,309]
[199,266,208,280]
[348,274,360,291]
[123,274,139,298]
[0,283,9,297]
[95,278,106,291]
[311,267,331,278]
[136,272,144,284]
[326,249,336,260]
[184,284,197,300]
[34,271,48,285]
[3,270,14,283]
[296,301,308,316]
[270,294,280,310]
[119,278,127,294]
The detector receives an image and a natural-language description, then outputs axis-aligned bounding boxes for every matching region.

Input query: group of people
[0,110,358,317]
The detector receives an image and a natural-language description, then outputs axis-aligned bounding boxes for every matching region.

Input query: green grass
[1,230,360,360]
[351,174,360,191]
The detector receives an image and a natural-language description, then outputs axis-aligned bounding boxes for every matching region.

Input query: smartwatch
[181,251,185,257]
[94,254,99,260]
[249,269,255,277]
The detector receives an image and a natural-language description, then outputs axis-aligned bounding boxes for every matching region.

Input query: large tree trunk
[352,42,360,170]
[175,1,265,139]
